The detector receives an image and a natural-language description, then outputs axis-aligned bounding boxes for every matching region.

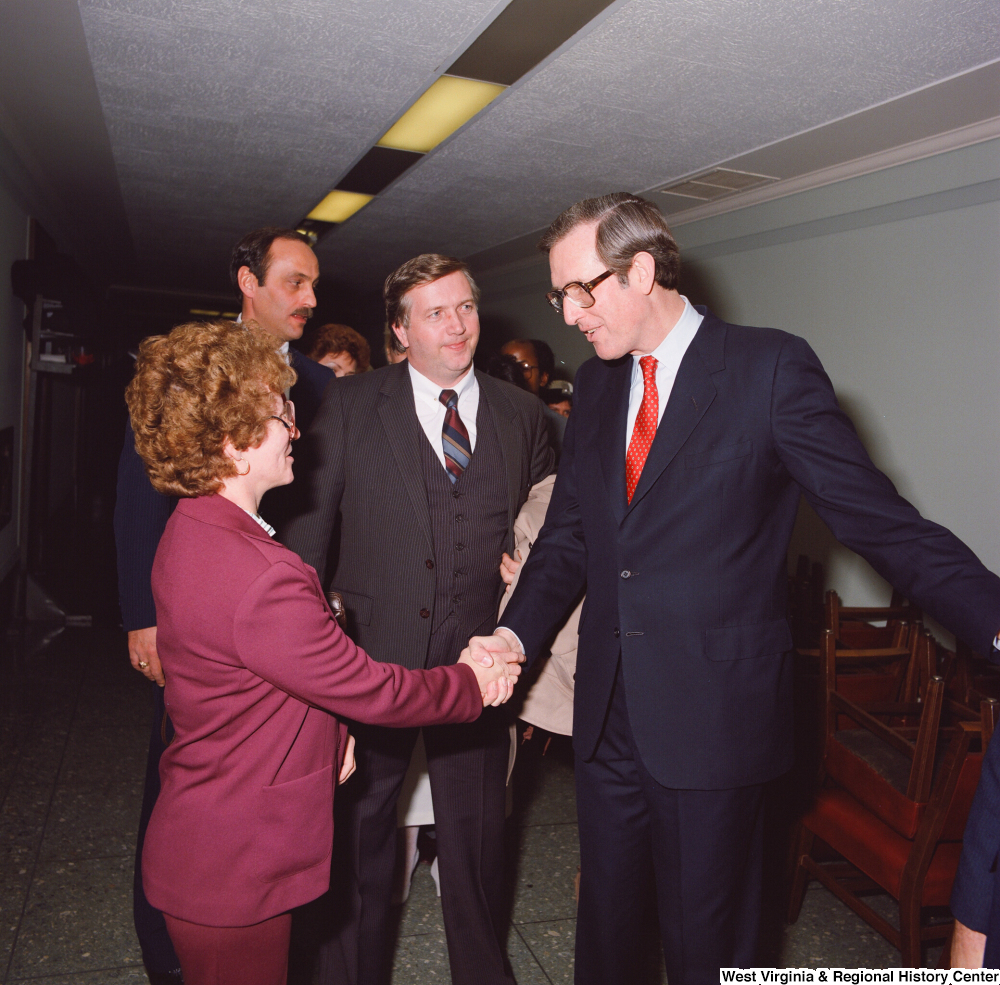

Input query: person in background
[305,323,371,376]
[127,318,519,985]
[500,338,555,395]
[542,381,572,419]
[282,253,553,985]
[484,351,531,390]
[113,227,332,983]
[499,338,566,457]
[951,725,1000,966]
[501,475,580,739]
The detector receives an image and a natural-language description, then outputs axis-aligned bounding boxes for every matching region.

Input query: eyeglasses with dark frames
[545,270,615,313]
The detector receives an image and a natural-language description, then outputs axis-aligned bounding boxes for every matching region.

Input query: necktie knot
[439,389,458,409]
[640,355,657,381]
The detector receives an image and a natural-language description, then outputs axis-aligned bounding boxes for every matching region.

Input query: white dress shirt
[408,362,479,471]
[624,297,703,450]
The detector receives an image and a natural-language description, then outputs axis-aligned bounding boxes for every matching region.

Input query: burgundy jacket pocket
[254,765,334,883]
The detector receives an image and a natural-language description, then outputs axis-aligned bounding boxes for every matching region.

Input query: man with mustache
[114,227,332,983]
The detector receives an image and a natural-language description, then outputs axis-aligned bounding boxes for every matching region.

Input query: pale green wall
[677,139,1000,616]
[0,176,27,581]
[476,138,1000,618]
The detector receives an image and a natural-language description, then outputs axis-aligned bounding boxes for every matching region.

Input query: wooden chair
[787,630,994,965]
[828,623,923,711]
[825,589,922,649]
[942,638,1000,708]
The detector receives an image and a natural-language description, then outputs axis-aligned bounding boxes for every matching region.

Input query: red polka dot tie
[626,355,658,503]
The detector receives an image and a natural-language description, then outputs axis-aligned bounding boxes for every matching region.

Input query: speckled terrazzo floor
[1,626,950,984]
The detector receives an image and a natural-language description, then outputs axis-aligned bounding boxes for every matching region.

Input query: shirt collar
[407,361,477,402]
[241,508,276,537]
[632,296,703,376]
[235,312,290,357]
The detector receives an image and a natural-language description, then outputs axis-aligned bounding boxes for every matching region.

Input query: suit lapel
[377,364,433,551]
[596,358,631,527]
[477,372,521,533]
[624,314,723,517]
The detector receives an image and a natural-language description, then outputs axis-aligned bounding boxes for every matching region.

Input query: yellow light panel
[378,76,506,153]
[307,190,374,223]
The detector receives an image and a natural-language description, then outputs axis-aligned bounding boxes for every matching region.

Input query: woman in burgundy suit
[125,320,516,985]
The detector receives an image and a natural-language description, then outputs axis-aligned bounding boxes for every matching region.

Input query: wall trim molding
[682,178,1000,263]
[669,117,1000,228]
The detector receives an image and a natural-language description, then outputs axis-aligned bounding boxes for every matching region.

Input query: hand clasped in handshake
[457,629,526,707]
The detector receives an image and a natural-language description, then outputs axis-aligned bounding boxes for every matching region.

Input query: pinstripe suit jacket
[281,361,554,671]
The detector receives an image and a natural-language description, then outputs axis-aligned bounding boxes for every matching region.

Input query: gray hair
[538,193,681,291]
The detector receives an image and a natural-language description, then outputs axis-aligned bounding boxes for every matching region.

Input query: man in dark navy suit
[114,227,332,983]
[475,193,1000,983]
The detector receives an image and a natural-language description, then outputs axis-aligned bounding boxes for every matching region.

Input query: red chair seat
[803,786,962,906]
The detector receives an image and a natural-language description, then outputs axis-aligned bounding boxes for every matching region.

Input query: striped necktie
[439,389,472,484]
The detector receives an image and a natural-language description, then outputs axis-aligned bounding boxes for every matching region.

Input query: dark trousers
[134,683,182,975]
[317,710,514,985]
[574,662,764,985]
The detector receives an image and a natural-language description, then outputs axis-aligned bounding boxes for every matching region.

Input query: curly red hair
[125,320,295,497]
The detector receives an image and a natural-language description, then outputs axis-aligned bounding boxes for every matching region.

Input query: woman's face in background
[319,350,358,376]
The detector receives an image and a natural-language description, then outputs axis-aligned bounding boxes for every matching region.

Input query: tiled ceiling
[3,0,999,295]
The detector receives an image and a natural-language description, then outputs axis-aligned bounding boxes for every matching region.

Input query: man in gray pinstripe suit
[282,254,553,985]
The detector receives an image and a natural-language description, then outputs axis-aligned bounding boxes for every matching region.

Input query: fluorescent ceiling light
[307,190,374,223]
[378,76,506,154]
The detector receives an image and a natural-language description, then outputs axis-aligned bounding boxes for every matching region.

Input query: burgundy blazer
[142,494,481,926]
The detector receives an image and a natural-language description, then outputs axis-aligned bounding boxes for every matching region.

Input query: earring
[235,460,250,476]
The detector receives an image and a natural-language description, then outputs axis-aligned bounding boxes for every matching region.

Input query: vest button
[621,570,631,579]
[455,514,464,522]
[614,628,620,638]
[419,608,430,619]
[452,489,461,498]
[425,559,434,569]
[455,543,465,551]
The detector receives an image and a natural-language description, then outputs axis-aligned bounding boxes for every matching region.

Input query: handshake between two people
[456,628,526,707]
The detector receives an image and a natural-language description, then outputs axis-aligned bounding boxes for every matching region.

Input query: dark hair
[230,227,312,297]
[384,254,480,355]
[541,387,571,408]
[304,323,371,372]
[484,353,530,391]
[537,193,681,291]
[504,338,556,380]
[529,339,555,379]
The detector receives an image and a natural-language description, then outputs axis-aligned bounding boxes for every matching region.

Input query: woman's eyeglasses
[268,400,297,436]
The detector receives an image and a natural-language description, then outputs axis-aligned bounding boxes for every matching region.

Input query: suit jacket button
[456,543,465,551]
[614,628,620,638]
[419,608,430,619]
[620,570,631,579]
[425,559,434,569]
